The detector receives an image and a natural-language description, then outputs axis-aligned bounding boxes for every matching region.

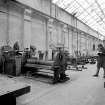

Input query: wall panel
[24,20,31,49]
[0,12,7,46]
[81,35,86,55]
[51,22,58,45]
[72,32,77,54]
[64,32,69,48]
[17,0,51,15]
[68,29,72,55]
[8,15,23,49]
[8,3,24,50]
[31,15,46,51]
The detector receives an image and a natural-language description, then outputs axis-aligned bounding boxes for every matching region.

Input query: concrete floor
[16,64,105,105]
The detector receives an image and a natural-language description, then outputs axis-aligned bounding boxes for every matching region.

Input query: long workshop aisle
[16,64,105,105]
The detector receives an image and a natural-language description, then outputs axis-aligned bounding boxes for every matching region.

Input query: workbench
[0,76,30,105]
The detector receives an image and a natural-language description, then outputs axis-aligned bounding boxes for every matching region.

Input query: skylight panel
[52,0,105,36]
[64,0,75,9]
[64,1,75,11]
[53,0,58,3]
[75,0,89,9]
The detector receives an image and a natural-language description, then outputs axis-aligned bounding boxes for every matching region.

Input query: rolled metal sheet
[26,58,54,66]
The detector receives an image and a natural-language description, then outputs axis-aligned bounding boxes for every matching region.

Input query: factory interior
[0,0,105,105]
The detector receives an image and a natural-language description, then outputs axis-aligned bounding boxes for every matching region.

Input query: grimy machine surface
[0,75,30,105]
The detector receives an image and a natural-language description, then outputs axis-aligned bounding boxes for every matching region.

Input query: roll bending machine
[23,58,68,83]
